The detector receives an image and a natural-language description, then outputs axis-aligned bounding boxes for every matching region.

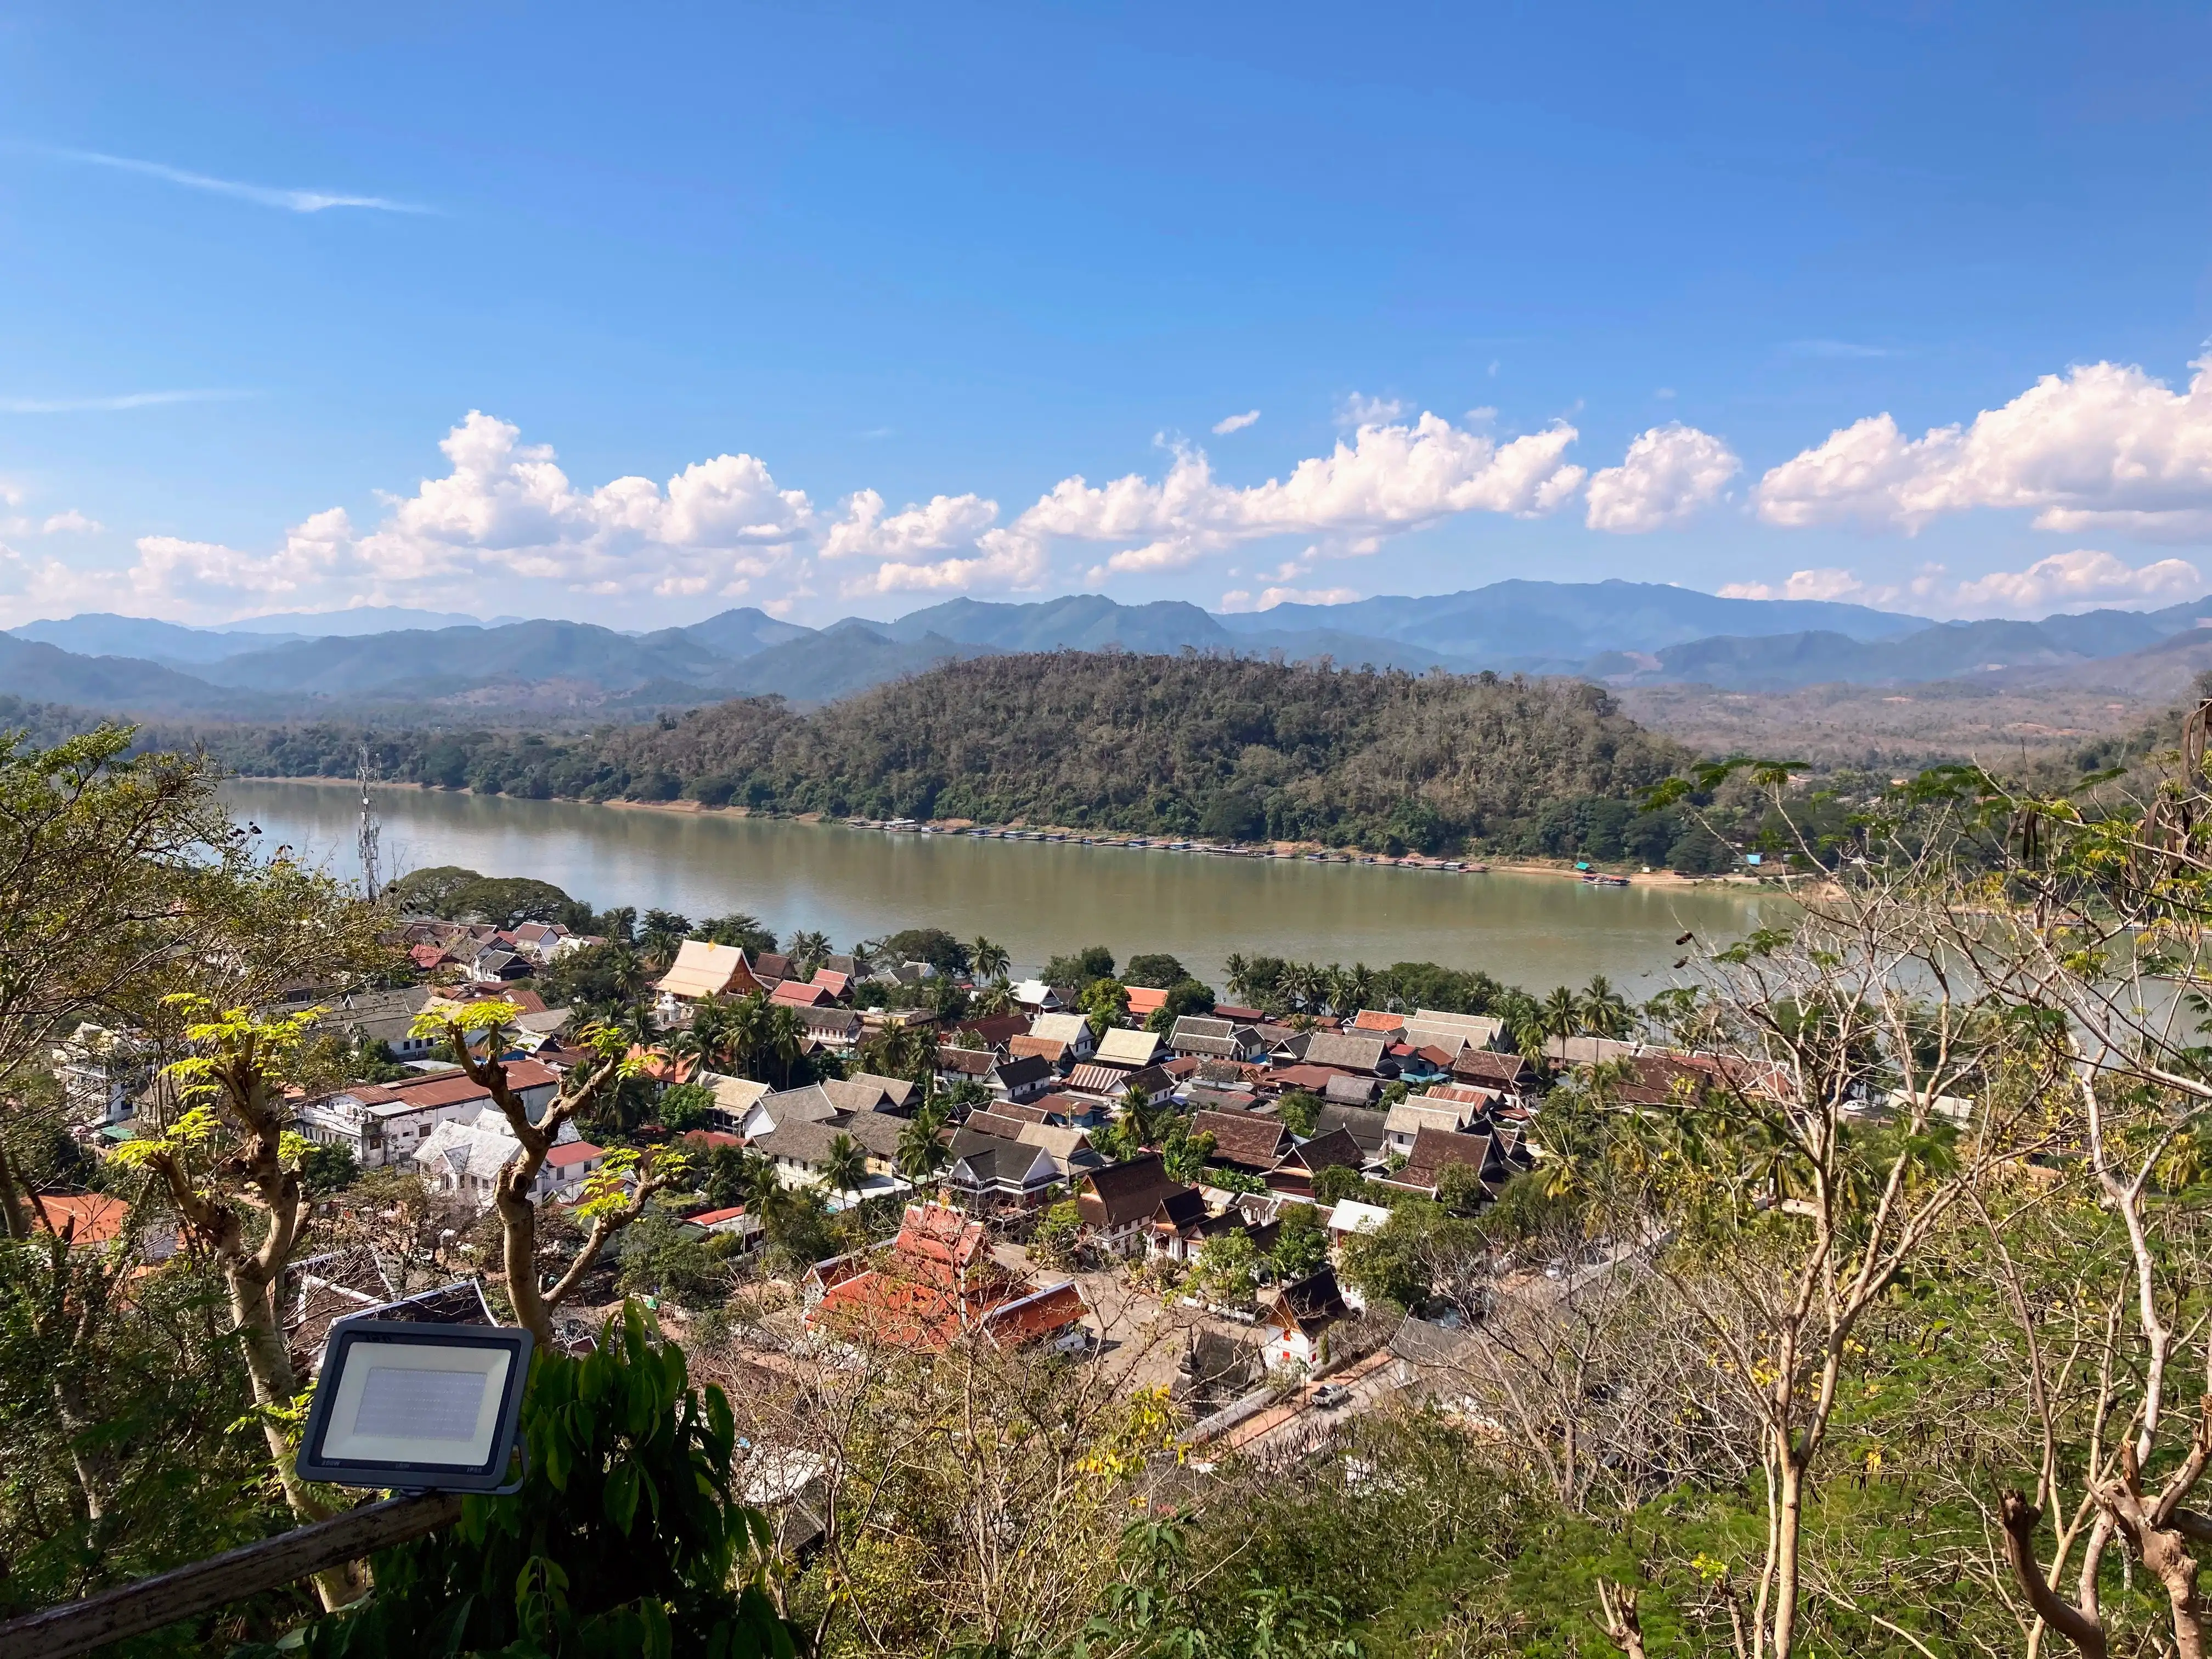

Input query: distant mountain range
[7,579,2212,721]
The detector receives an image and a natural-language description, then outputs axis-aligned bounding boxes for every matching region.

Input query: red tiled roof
[544,1140,605,1169]
[811,969,851,996]
[690,1205,748,1226]
[32,1193,130,1246]
[1124,986,1170,1018]
[771,981,833,1007]
[1212,1005,1265,1024]
[1351,1010,1406,1034]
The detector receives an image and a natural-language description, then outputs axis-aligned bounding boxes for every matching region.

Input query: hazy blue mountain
[0,635,282,714]
[193,620,723,696]
[869,595,1230,652]
[11,613,306,665]
[703,620,997,704]
[1211,578,1932,657]
[213,606,515,635]
[672,606,816,658]
[1598,618,2108,690]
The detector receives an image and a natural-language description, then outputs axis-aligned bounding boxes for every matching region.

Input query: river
[222,780,1778,996]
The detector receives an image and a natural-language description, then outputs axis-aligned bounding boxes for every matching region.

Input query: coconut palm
[821,1132,868,1211]
[1319,963,1351,1017]
[971,980,1017,1017]
[1579,974,1634,1040]
[1223,952,1252,1006]
[1540,985,1582,1046]
[970,936,1011,984]
[1121,1083,1172,1149]
[859,1019,934,1085]
[1345,962,1377,1014]
[789,929,833,977]
[638,908,693,968]
[896,1115,949,1184]
[756,1002,806,1088]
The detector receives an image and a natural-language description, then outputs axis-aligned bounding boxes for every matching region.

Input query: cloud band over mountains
[5,351,2212,625]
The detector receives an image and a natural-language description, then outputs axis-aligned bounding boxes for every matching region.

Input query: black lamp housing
[297,1319,535,1493]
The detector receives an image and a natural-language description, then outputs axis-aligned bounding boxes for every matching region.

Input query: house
[1092,1028,1164,1069]
[811,968,853,1001]
[1262,1028,1312,1065]
[1313,1103,1389,1163]
[413,1107,602,1205]
[956,1113,1103,1182]
[934,1048,1054,1104]
[1147,1184,1217,1261]
[1323,1074,1379,1107]
[805,1203,1089,1353]
[654,940,768,1019]
[1258,1266,1352,1370]
[1403,1010,1505,1057]
[1451,1051,1539,1102]
[1380,1128,1496,1199]
[1348,1009,1407,1040]
[751,1112,909,1200]
[1064,1061,1175,1107]
[1074,1154,1189,1257]
[771,980,836,1009]
[318,986,444,1065]
[753,951,796,983]
[54,1023,154,1133]
[1008,1034,1074,1069]
[1124,986,1171,1025]
[1009,980,1066,1013]
[293,1060,562,1169]
[1543,1034,1645,1067]
[1189,1109,1293,1177]
[699,1071,773,1130]
[951,1014,1031,1052]
[823,1076,910,1115]
[1028,1012,1096,1061]
[1383,1097,1479,1160]
[796,1007,865,1054]
[30,1192,178,1259]
[1270,1126,1365,1198]
[733,1083,844,1139]
[1166,1017,1266,1063]
[688,1205,764,1248]
[841,1072,920,1114]
[1213,1004,1267,1025]
[1186,1084,1260,1113]
[1324,1199,1392,1249]
[940,1126,1066,1212]
[1301,1032,1393,1077]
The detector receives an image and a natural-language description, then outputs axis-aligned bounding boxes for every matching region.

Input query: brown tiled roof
[1007,1034,1069,1065]
[936,1047,997,1076]
[1452,1051,1536,1089]
[992,1054,1054,1091]
[1302,1033,1389,1073]
[1288,1126,1364,1173]
[1077,1154,1184,1227]
[1190,1109,1291,1172]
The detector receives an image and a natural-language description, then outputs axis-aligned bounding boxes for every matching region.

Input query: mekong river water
[222,780,1778,995]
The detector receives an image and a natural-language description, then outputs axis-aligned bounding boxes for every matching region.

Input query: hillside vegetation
[188,653,1692,858]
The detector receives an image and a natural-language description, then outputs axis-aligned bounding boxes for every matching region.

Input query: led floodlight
[297,1320,534,1493]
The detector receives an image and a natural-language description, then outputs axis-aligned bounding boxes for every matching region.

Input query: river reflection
[223,780,1778,995]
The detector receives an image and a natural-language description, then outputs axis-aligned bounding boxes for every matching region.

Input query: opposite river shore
[222,779,1780,994]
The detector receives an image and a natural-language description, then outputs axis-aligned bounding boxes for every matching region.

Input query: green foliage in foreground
[254,1307,794,1659]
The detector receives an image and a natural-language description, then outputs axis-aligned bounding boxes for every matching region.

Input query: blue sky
[2,2,2210,628]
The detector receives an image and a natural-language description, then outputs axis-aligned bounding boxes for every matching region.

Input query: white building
[412,1105,606,1205]
[292,1060,561,1169]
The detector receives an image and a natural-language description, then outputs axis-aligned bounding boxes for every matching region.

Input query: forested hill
[186,653,1692,856]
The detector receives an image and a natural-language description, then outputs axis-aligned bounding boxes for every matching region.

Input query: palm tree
[896,1115,948,1184]
[971,980,1017,1017]
[789,929,832,977]
[639,909,693,967]
[1540,985,1581,1047]
[859,1020,934,1085]
[1345,962,1376,1014]
[969,936,1011,984]
[1281,961,1321,1013]
[1579,974,1633,1040]
[757,1002,805,1088]
[1319,963,1350,1017]
[1121,1083,1171,1149]
[821,1132,868,1211]
[1223,952,1251,1006]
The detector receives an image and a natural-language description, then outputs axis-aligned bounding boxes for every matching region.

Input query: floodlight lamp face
[297,1321,534,1492]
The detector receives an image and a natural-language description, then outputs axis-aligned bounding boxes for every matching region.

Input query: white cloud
[1755,354,2212,538]
[1948,549,2202,613]
[41,509,100,534]
[44,147,426,214]
[1212,409,1261,435]
[1338,392,1407,428]
[1716,549,2203,618]
[1584,424,1740,532]
[821,489,999,561]
[847,528,1048,596]
[1028,411,1585,580]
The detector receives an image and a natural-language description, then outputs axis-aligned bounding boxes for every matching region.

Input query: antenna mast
[356,743,382,902]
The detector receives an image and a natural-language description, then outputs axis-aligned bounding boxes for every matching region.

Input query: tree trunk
[224,1266,354,1611]
[1770,1455,1806,1658]
[2138,1522,2207,1659]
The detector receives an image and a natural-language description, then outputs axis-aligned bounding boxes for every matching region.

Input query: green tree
[1270,1202,1328,1279]
[657,1080,719,1132]
[970,936,1011,982]
[701,912,778,955]
[1338,1197,1474,1312]
[1080,979,1130,1039]
[896,1115,949,1184]
[1030,1199,1084,1268]
[1122,953,1187,990]
[1276,1089,1323,1137]
[1193,1229,1261,1311]
[638,908,694,967]
[821,1132,868,1210]
[1045,945,1116,988]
